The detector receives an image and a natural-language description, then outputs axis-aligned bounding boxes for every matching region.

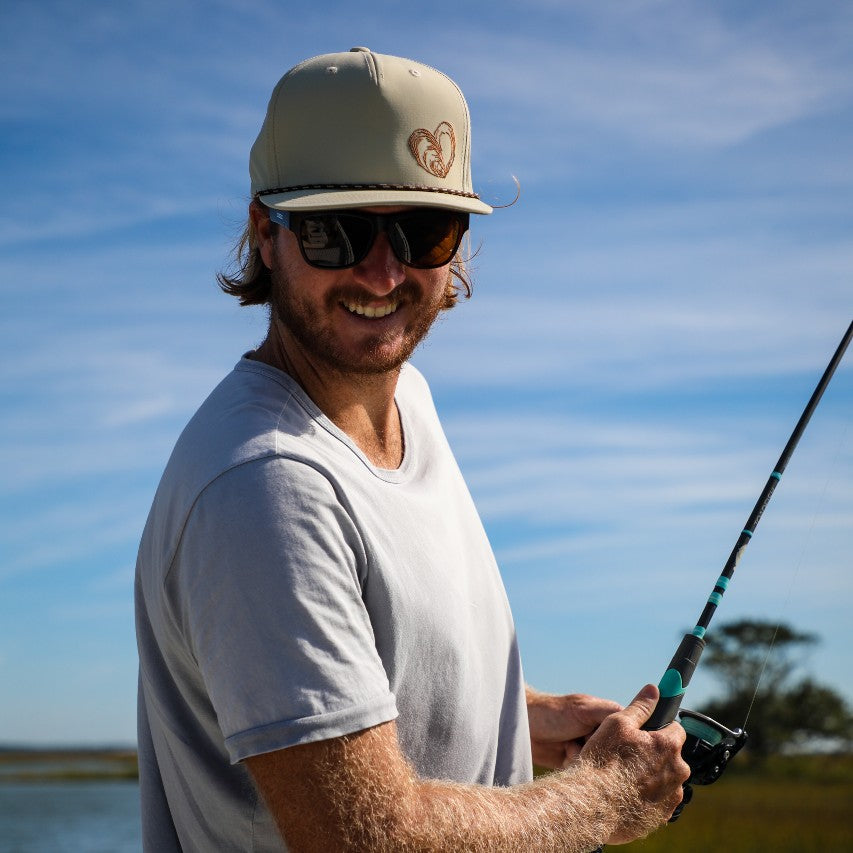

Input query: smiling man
[134,47,688,852]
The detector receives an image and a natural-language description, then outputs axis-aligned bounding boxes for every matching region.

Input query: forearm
[404,760,641,853]
[251,688,688,853]
[252,723,658,853]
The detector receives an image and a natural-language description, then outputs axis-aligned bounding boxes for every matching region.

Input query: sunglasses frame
[267,207,469,271]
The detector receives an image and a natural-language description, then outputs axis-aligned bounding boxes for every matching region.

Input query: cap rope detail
[408,122,456,179]
[256,182,481,200]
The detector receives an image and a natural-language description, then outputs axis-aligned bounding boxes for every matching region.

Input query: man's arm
[246,684,689,853]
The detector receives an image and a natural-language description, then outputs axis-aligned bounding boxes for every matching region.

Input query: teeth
[344,300,399,318]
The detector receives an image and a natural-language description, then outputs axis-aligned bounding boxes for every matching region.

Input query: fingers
[576,694,623,728]
[529,692,622,746]
[529,692,625,771]
[559,739,585,769]
[618,683,660,728]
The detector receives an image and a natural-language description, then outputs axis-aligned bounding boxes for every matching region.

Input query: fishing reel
[590,708,748,850]
[670,708,748,821]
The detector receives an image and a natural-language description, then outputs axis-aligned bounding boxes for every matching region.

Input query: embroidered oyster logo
[408,121,456,178]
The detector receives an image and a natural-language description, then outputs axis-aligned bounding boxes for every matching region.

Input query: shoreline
[0,747,139,782]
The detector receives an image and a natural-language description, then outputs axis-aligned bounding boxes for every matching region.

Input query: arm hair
[247,719,671,853]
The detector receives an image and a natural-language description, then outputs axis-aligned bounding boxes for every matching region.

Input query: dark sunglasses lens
[391,212,467,268]
[298,214,373,268]
[296,211,467,269]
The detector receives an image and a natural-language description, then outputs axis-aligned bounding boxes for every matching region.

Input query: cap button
[350,46,372,53]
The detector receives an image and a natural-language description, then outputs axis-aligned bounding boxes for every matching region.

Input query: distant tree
[698,619,853,760]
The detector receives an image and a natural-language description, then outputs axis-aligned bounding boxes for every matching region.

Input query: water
[0,782,141,853]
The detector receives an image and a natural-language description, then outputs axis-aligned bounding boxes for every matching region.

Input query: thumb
[620,684,660,726]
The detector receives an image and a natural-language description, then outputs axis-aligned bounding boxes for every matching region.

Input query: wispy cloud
[417,289,853,391]
[433,1,853,175]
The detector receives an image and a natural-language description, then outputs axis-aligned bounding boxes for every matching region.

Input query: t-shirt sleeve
[165,455,398,763]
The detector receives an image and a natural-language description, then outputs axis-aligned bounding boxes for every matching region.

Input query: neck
[253,327,405,470]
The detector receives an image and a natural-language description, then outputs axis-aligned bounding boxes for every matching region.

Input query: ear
[249,200,277,269]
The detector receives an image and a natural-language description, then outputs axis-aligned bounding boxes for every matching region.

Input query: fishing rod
[595,320,853,849]
[646,319,852,736]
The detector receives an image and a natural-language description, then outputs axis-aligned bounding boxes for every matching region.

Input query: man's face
[264,207,453,377]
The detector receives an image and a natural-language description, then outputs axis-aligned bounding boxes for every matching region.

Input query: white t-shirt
[135,357,532,851]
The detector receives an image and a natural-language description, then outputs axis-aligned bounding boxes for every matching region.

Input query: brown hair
[217,202,474,309]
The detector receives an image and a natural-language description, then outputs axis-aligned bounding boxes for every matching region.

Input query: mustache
[326,280,421,307]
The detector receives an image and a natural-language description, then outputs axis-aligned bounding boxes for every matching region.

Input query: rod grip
[644,633,706,731]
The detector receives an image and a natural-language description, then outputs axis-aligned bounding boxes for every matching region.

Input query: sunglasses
[268,208,469,270]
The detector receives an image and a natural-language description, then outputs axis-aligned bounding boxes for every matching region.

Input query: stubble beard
[269,264,449,378]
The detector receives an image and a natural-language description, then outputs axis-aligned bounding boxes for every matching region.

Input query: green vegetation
[699,620,853,759]
[0,748,138,782]
[625,754,853,852]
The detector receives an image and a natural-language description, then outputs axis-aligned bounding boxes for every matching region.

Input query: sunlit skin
[248,202,452,469]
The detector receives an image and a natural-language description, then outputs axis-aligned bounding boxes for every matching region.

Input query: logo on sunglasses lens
[408,121,456,179]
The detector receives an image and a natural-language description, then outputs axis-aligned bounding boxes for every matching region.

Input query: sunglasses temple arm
[269,209,291,228]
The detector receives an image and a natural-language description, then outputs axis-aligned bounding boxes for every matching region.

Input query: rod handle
[644,633,706,731]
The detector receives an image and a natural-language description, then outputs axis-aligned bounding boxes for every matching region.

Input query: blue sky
[1,0,851,746]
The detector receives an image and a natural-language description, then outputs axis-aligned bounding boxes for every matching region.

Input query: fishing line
[742,411,850,731]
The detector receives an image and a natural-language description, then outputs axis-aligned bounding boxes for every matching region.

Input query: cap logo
[408,121,456,179]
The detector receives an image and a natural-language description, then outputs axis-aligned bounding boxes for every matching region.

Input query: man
[135,47,689,852]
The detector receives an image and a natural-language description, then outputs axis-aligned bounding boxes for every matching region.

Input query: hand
[580,684,691,844]
[526,686,622,769]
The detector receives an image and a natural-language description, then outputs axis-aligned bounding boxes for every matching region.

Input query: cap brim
[257,187,493,215]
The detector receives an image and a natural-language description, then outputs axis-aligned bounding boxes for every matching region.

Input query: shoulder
[179,454,366,586]
[168,359,320,484]
[140,361,341,575]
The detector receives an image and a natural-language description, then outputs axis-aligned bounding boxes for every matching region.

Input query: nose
[351,231,405,294]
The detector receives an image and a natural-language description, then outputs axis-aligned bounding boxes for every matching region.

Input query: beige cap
[250,47,492,215]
